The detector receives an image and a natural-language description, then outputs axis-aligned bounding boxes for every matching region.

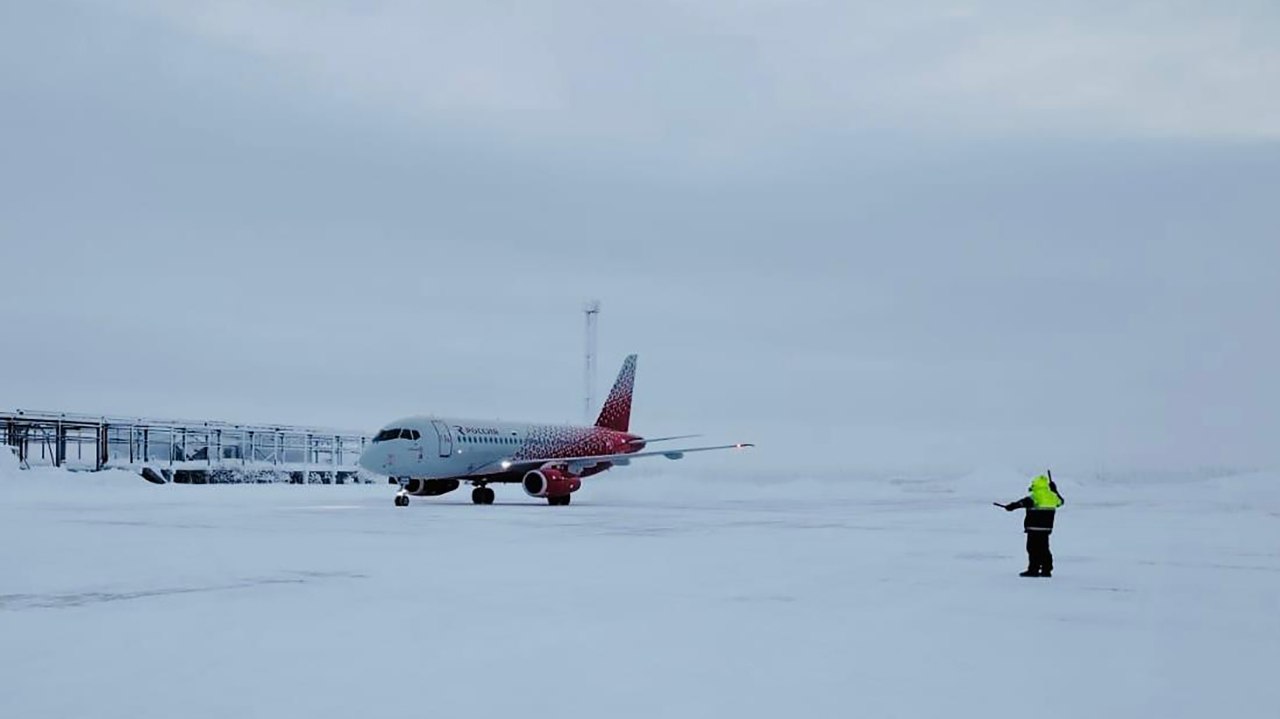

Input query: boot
[1019,569,1040,577]
[1040,570,1052,578]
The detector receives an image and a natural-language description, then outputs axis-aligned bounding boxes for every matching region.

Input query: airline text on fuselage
[454,426,502,436]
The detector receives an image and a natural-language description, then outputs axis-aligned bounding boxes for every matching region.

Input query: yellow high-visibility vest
[1029,475,1063,509]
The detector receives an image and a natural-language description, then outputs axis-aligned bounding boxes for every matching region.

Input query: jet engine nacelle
[522,468,581,498]
[405,478,460,496]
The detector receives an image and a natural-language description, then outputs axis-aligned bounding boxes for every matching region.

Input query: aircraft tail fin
[595,354,637,432]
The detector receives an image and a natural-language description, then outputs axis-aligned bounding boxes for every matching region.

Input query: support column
[331,435,338,484]
[55,421,66,467]
[97,423,108,471]
[274,431,284,483]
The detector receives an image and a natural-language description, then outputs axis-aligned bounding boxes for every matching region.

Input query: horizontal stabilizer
[627,434,700,445]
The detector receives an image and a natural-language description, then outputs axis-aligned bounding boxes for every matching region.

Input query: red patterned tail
[595,354,637,432]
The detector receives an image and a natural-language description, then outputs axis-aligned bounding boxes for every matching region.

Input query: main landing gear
[471,486,495,505]
[547,495,571,506]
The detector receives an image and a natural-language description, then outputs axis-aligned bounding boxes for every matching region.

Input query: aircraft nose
[358,447,386,474]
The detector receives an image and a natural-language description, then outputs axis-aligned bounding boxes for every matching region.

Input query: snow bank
[948,465,1088,501]
[0,450,151,494]
[1203,470,1280,508]
[0,445,20,477]
[950,465,1028,499]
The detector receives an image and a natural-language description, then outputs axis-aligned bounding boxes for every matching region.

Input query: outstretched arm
[1002,496,1033,511]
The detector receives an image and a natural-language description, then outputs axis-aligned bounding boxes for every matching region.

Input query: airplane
[358,354,753,506]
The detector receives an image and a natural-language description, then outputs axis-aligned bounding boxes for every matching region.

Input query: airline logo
[454,426,501,436]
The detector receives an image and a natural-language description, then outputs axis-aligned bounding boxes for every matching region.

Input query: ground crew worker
[997,473,1065,577]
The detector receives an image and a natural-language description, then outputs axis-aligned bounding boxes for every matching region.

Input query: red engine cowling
[522,468,581,498]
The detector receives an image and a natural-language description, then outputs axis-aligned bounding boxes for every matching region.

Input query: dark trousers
[1026,531,1053,573]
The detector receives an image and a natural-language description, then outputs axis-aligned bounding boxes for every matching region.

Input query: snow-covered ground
[2,451,1277,718]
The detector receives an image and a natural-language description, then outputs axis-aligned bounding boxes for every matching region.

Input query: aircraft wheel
[482,487,496,505]
[471,487,485,505]
[394,494,409,507]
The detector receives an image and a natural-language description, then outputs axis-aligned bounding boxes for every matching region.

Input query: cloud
[102,0,1280,152]
[2,1,1278,472]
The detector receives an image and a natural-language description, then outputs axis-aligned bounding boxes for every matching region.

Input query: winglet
[595,354,637,432]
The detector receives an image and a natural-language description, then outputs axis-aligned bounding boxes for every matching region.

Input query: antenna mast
[583,300,601,423]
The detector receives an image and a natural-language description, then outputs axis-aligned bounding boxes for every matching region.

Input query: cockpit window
[373,429,406,443]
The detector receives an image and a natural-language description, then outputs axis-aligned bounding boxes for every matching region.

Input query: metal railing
[1,409,371,483]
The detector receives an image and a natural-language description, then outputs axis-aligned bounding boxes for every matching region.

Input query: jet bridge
[1,409,371,484]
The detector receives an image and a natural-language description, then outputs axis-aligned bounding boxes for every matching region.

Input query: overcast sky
[2,1,1277,475]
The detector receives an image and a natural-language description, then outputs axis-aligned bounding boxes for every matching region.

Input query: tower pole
[583,301,600,423]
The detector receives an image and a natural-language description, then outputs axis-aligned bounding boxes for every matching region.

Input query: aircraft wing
[476,443,754,476]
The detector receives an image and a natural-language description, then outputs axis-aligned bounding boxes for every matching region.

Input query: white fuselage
[358,415,635,481]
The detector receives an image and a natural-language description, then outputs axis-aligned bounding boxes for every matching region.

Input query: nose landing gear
[471,486,495,505]
[394,491,410,507]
